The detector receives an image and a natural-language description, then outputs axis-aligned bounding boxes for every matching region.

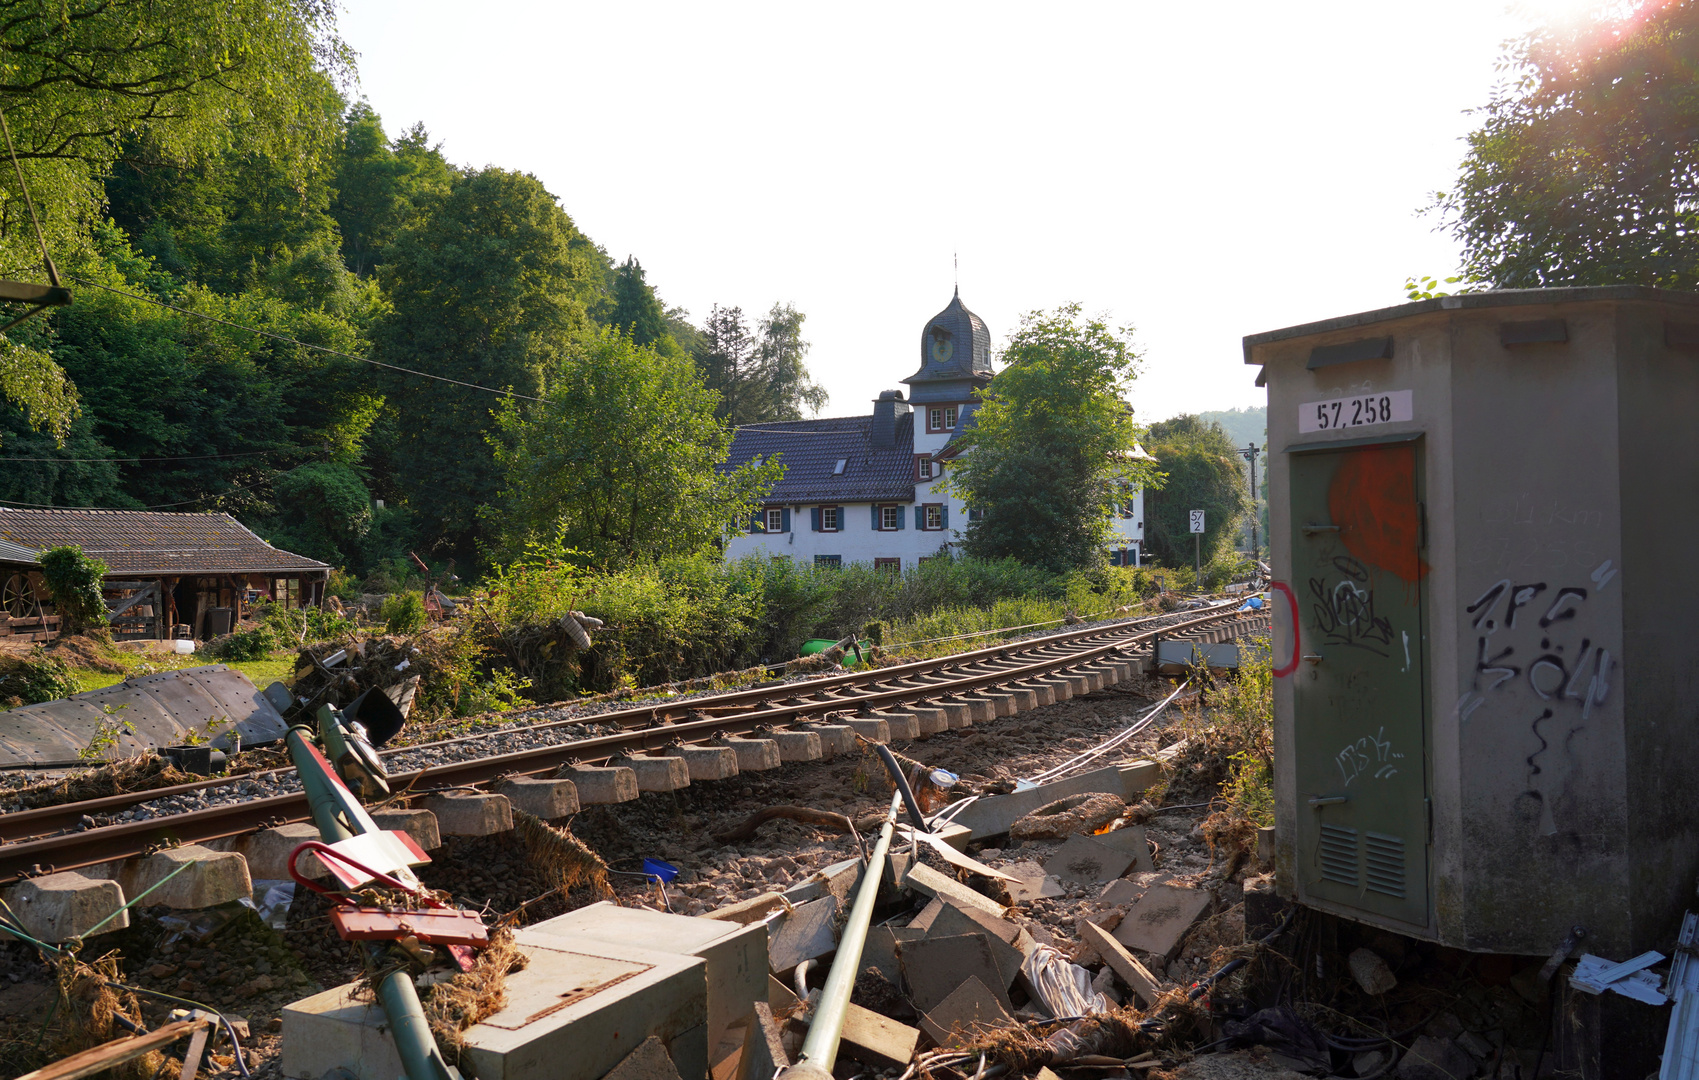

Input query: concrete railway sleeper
[0,607,1269,942]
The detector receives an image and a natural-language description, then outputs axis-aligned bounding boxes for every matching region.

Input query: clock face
[929,326,954,364]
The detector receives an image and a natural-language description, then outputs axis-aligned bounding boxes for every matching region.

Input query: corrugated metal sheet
[0,664,291,766]
[0,537,38,564]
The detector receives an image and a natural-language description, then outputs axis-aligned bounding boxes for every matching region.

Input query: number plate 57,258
[1299,389,1413,433]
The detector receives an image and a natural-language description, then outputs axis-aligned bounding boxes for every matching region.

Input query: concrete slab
[420,791,514,836]
[781,858,860,906]
[1098,879,1140,907]
[240,823,327,880]
[841,718,889,744]
[872,712,921,740]
[369,808,441,851]
[715,737,782,771]
[905,706,950,735]
[949,763,1161,840]
[615,755,692,792]
[769,730,822,762]
[120,844,250,909]
[917,901,1023,989]
[0,871,128,943]
[903,862,1007,919]
[1112,883,1212,961]
[767,896,839,973]
[742,1003,789,1080]
[1003,860,1066,904]
[864,925,924,987]
[1077,920,1162,1006]
[838,1001,920,1070]
[561,763,640,803]
[798,724,854,757]
[1045,835,1136,884]
[918,975,1015,1048]
[602,1036,682,1080]
[282,936,708,1080]
[1093,825,1154,873]
[494,777,581,819]
[524,902,768,1050]
[900,933,1011,1014]
[660,745,739,781]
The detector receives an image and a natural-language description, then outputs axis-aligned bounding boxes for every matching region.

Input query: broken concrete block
[1097,878,1140,907]
[741,1003,789,1080]
[420,791,514,836]
[863,925,924,987]
[659,745,739,781]
[919,976,1015,1047]
[1045,835,1136,884]
[1112,883,1211,961]
[1003,862,1065,904]
[903,861,1007,919]
[769,730,823,763]
[1077,921,1162,1006]
[767,896,839,973]
[615,755,693,792]
[716,736,782,771]
[0,872,128,943]
[901,934,1011,1014]
[1395,1035,1476,1080]
[1349,948,1398,995]
[241,823,327,880]
[837,1001,920,1070]
[494,776,581,818]
[917,900,1023,989]
[768,974,800,1015]
[370,808,441,851]
[1093,824,1155,873]
[951,764,1153,840]
[559,763,640,803]
[120,844,250,909]
[799,723,854,757]
[783,857,860,906]
[602,1036,682,1080]
[841,717,889,744]
[1012,793,1126,842]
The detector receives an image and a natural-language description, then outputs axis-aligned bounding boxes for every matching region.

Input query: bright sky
[337,1,1574,425]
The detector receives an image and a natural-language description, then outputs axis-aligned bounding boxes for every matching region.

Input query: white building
[722,292,1146,570]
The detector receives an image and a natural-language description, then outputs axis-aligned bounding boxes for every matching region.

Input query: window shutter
[897,506,907,531]
[914,506,924,530]
[750,512,762,533]
[941,506,949,529]
[780,508,791,533]
[872,504,880,530]
[811,507,822,532]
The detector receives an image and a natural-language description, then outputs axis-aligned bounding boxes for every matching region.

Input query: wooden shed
[0,508,330,642]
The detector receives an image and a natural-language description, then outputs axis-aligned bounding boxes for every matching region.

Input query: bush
[38,545,109,633]
[0,653,80,707]
[380,592,428,635]
[203,626,278,662]
[325,568,363,604]
[252,599,357,647]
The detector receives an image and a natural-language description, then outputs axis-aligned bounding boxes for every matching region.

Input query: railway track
[0,602,1269,883]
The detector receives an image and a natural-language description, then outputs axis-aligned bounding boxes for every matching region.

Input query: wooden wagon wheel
[2,573,34,618]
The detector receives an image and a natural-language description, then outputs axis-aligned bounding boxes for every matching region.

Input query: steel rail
[0,606,1267,882]
[0,607,1202,844]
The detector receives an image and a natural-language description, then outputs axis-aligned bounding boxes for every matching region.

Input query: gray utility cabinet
[1245,287,1699,957]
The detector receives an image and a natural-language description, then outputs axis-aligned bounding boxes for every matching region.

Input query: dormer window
[926,406,958,434]
[833,459,846,475]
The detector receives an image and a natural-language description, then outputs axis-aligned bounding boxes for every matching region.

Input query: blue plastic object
[641,858,679,883]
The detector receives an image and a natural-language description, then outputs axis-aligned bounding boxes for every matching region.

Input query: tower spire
[953,250,959,297]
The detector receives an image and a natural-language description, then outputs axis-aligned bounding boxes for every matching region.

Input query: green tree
[1141,415,1250,568]
[256,462,372,566]
[489,329,782,567]
[945,304,1155,574]
[1435,3,1699,287]
[329,106,453,278]
[373,167,604,562]
[607,257,667,347]
[695,302,826,424]
[754,302,827,420]
[38,545,109,633]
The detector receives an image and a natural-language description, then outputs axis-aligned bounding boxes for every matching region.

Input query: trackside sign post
[1190,510,1204,579]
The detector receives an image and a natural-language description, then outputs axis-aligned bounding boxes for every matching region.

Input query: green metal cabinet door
[1290,440,1430,928]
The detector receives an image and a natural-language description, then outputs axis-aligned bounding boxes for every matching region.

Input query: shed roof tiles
[0,508,330,576]
[724,414,917,504]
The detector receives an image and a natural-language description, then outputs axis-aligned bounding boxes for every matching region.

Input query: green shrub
[38,545,109,633]
[0,653,80,706]
[253,599,356,647]
[325,568,363,603]
[380,592,428,635]
[203,626,277,662]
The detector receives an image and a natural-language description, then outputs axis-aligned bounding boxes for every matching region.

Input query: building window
[821,505,839,531]
[926,405,958,433]
[766,508,785,533]
[815,554,842,567]
[874,558,900,573]
[923,503,944,530]
[915,455,934,482]
[833,458,847,475]
[879,505,901,531]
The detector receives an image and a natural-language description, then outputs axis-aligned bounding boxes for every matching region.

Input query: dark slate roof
[933,401,982,461]
[0,509,330,576]
[906,291,993,385]
[723,415,916,504]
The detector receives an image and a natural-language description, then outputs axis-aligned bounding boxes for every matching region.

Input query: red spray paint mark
[1328,444,1429,583]
[1271,580,1300,677]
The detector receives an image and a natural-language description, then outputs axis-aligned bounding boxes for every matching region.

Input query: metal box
[1245,286,1699,956]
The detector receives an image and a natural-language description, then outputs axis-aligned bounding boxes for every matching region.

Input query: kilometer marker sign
[1299,389,1413,433]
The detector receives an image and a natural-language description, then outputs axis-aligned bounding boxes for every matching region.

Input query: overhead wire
[0,448,284,463]
[0,459,324,510]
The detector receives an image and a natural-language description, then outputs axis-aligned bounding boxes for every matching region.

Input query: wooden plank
[0,281,71,305]
[14,1017,209,1080]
